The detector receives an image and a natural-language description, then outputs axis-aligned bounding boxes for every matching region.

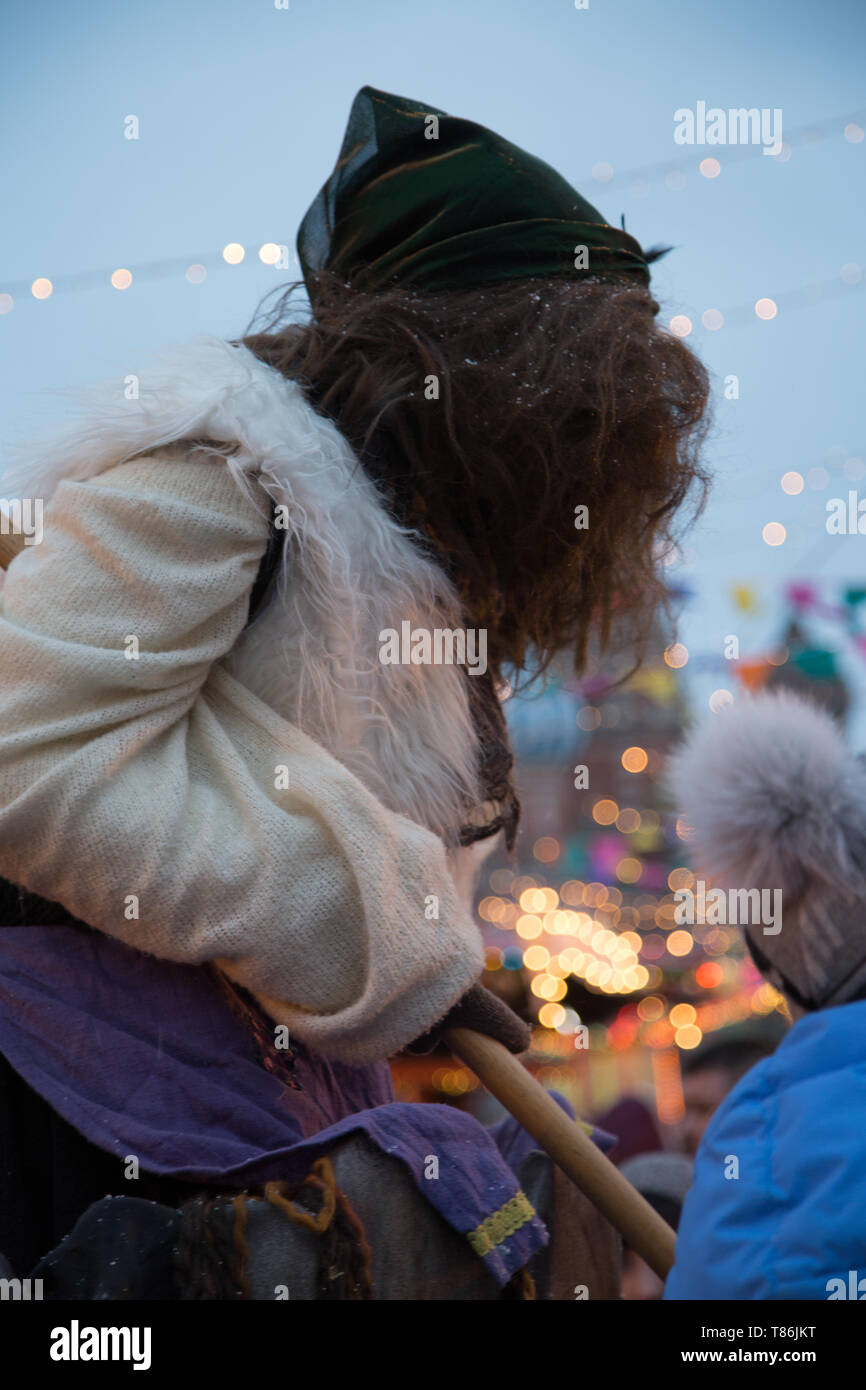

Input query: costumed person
[0,86,709,1299]
[665,691,866,1300]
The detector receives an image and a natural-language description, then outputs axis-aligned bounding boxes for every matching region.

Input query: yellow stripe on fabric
[466,1189,536,1258]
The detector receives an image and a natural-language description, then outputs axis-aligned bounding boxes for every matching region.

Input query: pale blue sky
[2,0,865,730]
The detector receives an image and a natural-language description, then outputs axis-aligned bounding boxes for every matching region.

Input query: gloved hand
[407,982,531,1056]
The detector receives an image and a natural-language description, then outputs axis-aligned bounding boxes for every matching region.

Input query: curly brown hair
[241,271,710,684]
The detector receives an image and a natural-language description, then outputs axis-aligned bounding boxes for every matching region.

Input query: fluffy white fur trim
[1,335,484,840]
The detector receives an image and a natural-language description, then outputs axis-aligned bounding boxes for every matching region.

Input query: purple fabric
[595,1096,662,1163]
[0,927,549,1285]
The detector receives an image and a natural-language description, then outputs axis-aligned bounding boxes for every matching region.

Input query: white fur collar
[1,335,485,841]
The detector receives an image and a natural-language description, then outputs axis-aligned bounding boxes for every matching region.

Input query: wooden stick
[444,1025,676,1280]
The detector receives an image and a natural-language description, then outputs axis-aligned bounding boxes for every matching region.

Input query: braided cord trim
[466,1189,536,1258]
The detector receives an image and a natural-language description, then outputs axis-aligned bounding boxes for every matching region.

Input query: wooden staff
[445,1026,676,1280]
[0,529,676,1280]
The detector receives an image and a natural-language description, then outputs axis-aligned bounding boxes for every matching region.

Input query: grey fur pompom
[666,690,866,908]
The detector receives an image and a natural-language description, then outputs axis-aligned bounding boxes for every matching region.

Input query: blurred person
[619,1152,693,1300]
[665,691,866,1299]
[680,1037,776,1156]
[597,1094,663,1163]
[0,86,709,1297]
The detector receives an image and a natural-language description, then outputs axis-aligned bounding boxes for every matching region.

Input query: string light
[3,110,862,317]
[6,259,860,343]
[589,106,866,190]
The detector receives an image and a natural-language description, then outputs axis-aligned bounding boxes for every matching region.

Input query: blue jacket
[665,999,866,1300]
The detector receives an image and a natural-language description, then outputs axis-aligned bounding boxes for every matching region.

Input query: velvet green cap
[298,86,653,298]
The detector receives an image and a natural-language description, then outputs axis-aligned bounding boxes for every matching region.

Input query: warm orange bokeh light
[621,746,648,773]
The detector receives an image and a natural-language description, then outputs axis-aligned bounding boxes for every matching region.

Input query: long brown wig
[241,270,710,685]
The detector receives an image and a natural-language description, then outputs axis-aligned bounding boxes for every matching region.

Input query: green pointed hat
[298,86,655,297]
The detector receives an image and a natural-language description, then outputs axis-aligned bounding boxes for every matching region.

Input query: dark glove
[407,982,531,1056]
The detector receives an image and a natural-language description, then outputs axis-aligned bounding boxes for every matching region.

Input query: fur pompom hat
[667,690,866,1011]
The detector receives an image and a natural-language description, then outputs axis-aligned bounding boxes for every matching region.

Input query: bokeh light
[664,643,689,668]
[621,746,648,773]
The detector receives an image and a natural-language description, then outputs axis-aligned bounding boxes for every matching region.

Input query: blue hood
[666,999,866,1300]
